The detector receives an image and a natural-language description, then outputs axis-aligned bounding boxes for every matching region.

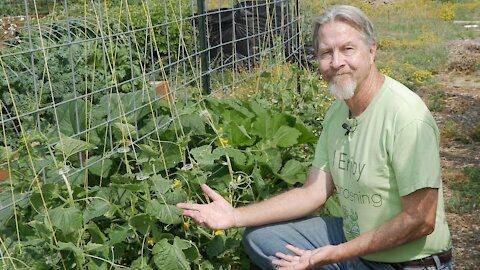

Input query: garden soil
[417,39,480,270]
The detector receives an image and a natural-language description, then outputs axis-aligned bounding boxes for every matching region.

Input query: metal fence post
[196,0,211,95]
[295,0,302,95]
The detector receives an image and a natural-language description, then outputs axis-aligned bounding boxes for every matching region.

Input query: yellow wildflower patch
[414,69,433,84]
[438,3,456,22]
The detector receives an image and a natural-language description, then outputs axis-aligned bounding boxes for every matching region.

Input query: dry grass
[446,39,480,73]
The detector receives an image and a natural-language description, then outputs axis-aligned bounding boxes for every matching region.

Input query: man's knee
[242,226,265,250]
[242,226,278,270]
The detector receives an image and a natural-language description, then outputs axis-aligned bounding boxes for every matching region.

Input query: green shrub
[0,87,322,268]
[428,91,446,112]
[0,34,142,130]
[106,0,195,66]
[448,167,480,213]
[469,123,480,142]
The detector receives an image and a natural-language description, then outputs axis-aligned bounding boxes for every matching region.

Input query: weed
[438,3,456,21]
[448,167,480,213]
[468,123,480,142]
[447,40,480,73]
[441,120,474,143]
[428,91,446,112]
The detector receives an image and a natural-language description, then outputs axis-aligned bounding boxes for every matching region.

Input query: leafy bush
[105,0,195,66]
[0,0,50,17]
[0,88,319,268]
[427,91,446,112]
[448,167,480,213]
[0,24,143,146]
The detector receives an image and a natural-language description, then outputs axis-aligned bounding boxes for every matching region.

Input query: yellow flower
[379,67,394,77]
[147,238,155,247]
[183,222,190,231]
[219,137,229,145]
[214,230,225,236]
[319,79,328,89]
[414,70,433,84]
[173,179,182,189]
[439,4,455,22]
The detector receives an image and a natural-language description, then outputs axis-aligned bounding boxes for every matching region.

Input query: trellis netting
[0,0,309,268]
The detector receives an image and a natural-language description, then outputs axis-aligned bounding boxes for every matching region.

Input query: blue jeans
[242,216,454,270]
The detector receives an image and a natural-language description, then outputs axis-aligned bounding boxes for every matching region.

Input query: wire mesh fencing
[0,0,306,268]
[0,0,301,193]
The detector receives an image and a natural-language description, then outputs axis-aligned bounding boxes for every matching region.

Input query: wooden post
[154,81,173,101]
[0,170,10,182]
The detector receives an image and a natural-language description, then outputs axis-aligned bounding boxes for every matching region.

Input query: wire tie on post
[136,174,149,181]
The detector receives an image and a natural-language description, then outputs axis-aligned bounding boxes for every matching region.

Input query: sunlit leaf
[146,200,182,225]
[85,155,113,177]
[273,126,301,148]
[57,242,82,255]
[113,121,137,138]
[49,206,83,234]
[150,175,170,195]
[84,198,114,223]
[212,147,247,166]
[107,224,130,245]
[0,146,14,164]
[206,235,225,258]
[152,238,190,270]
[190,145,214,166]
[164,189,188,205]
[56,99,87,137]
[275,159,307,185]
[129,214,153,235]
[54,134,95,160]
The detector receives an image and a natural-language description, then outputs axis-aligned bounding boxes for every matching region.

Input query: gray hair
[312,5,376,56]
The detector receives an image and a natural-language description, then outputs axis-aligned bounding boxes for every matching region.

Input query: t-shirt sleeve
[312,128,331,173]
[392,119,442,196]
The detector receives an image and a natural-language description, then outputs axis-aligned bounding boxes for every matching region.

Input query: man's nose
[330,51,345,69]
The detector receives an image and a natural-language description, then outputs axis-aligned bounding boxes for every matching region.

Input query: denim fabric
[242,216,453,270]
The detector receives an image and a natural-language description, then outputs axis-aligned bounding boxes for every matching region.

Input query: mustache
[329,71,351,77]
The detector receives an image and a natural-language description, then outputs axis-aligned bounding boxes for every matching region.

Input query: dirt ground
[417,39,480,270]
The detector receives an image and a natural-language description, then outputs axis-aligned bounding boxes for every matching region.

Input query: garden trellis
[0,0,312,268]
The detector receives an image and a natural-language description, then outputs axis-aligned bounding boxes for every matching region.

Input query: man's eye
[320,51,331,58]
[344,47,355,54]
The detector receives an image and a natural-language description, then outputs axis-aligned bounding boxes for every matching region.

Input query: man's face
[317,21,376,100]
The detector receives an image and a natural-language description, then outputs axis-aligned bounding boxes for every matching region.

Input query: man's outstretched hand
[176,184,237,230]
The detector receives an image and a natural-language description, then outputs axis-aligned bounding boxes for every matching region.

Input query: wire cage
[0,0,305,268]
[0,0,51,17]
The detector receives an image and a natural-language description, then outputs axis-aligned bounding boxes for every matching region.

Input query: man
[177,5,453,270]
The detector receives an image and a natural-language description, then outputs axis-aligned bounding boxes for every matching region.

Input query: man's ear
[369,43,377,63]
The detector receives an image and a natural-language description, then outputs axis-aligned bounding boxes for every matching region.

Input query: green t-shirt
[312,76,452,263]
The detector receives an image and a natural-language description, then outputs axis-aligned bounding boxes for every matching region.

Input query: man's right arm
[234,167,334,227]
[177,167,334,229]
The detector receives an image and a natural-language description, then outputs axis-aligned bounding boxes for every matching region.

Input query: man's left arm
[313,187,438,266]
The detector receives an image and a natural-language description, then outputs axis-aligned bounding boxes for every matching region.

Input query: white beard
[329,78,357,100]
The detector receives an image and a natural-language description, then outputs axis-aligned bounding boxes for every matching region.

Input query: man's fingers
[201,184,224,201]
[179,209,196,219]
[178,209,207,225]
[272,258,291,267]
[176,202,201,211]
[285,244,304,256]
[275,252,297,262]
